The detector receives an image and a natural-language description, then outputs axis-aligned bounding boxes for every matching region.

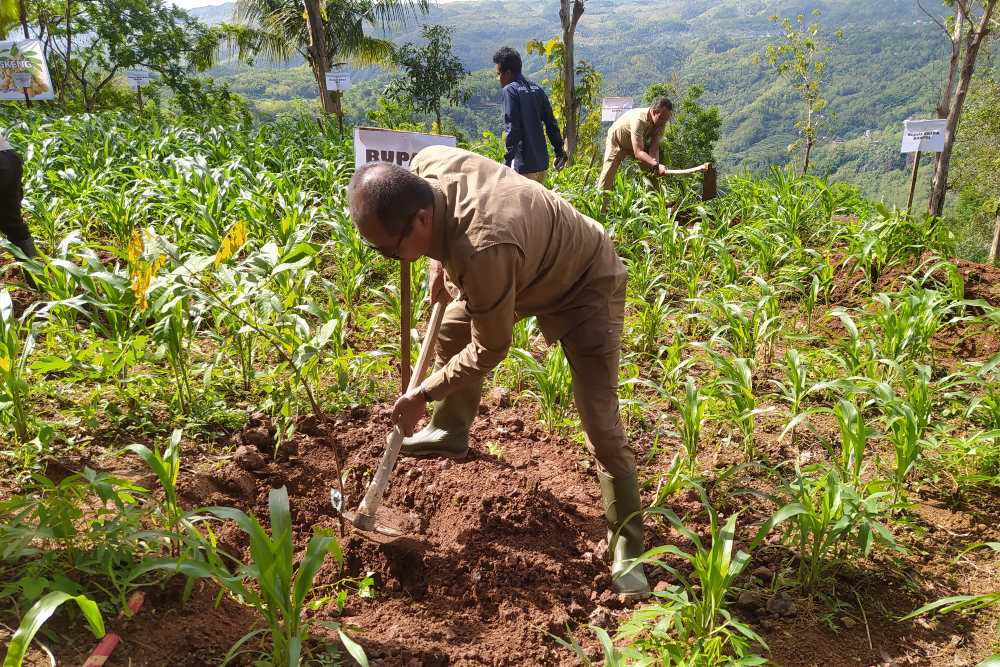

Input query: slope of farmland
[0,110,998,666]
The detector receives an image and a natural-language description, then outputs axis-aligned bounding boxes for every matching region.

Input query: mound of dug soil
[210,404,634,665]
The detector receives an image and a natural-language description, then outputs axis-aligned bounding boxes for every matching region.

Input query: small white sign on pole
[126,70,153,90]
[354,127,457,170]
[601,97,634,123]
[900,119,947,153]
[12,72,32,89]
[325,71,352,92]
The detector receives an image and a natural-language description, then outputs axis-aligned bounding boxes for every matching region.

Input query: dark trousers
[0,149,32,247]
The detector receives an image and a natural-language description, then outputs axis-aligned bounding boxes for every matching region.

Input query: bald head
[349,161,434,238]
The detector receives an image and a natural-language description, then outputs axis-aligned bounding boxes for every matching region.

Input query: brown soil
[17,394,996,667]
[830,251,1000,307]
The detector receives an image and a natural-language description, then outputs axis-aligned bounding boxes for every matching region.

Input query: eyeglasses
[361,221,412,260]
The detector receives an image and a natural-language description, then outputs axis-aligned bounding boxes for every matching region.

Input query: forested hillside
[194,0,953,204]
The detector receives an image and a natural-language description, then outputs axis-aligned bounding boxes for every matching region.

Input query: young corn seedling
[609,491,803,665]
[2,591,106,667]
[712,354,758,455]
[510,346,574,429]
[875,364,933,504]
[629,288,672,356]
[833,398,872,487]
[137,487,365,667]
[775,467,896,591]
[772,349,838,448]
[0,291,34,441]
[675,377,708,473]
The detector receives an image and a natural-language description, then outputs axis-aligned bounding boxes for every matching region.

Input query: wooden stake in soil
[906,150,921,215]
[401,259,411,392]
[703,164,718,201]
[990,208,1000,264]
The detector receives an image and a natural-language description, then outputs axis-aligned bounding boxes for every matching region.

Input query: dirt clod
[233,445,265,472]
[242,426,274,451]
[767,591,797,618]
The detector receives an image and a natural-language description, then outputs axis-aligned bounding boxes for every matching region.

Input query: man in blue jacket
[493,47,567,184]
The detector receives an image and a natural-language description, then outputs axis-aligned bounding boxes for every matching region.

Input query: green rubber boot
[400,381,481,458]
[598,470,651,598]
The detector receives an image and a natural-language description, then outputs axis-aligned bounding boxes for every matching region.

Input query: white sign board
[601,97,634,123]
[126,70,154,90]
[325,71,352,92]
[354,127,457,170]
[900,119,947,153]
[0,40,55,101]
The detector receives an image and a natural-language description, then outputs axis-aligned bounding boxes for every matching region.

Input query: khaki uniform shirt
[607,107,659,157]
[412,146,625,400]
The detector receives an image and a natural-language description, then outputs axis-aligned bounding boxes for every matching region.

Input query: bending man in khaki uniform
[348,146,649,596]
[598,97,709,207]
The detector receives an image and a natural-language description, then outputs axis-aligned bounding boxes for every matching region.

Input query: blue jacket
[501,75,565,174]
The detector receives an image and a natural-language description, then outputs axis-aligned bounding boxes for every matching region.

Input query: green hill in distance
[192,0,953,208]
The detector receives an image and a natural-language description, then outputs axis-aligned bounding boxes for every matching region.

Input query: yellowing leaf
[214,222,248,268]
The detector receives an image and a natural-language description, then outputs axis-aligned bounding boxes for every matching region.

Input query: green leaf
[338,628,369,667]
[3,592,105,667]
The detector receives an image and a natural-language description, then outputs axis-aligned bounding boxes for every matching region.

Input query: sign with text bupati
[354,127,457,170]
[325,71,352,91]
[900,119,947,153]
[601,96,634,122]
[0,40,55,101]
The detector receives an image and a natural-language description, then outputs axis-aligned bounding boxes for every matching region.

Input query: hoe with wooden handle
[342,300,445,536]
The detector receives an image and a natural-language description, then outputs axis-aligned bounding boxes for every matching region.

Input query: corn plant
[712,354,758,454]
[827,309,881,382]
[0,291,34,441]
[775,467,897,591]
[675,377,708,473]
[125,429,184,554]
[511,346,574,429]
[869,290,959,364]
[629,288,672,356]
[606,492,802,665]
[137,487,365,667]
[875,364,933,503]
[833,398,872,486]
[2,591,105,667]
[771,349,837,447]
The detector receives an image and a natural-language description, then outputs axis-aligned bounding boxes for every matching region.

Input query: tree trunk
[990,209,1000,264]
[61,0,71,107]
[928,0,997,217]
[802,137,814,176]
[434,106,442,134]
[559,0,583,163]
[937,3,965,119]
[304,0,335,115]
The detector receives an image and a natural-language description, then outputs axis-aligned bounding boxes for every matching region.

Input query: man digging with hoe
[348,145,650,597]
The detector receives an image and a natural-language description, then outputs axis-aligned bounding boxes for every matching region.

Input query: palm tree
[231,0,428,127]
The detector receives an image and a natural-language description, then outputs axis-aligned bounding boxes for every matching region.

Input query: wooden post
[136,84,143,110]
[906,150,921,214]
[18,0,32,108]
[400,260,411,393]
[989,209,1000,264]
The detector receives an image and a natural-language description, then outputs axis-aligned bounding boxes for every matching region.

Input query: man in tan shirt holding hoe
[348,145,649,597]
[598,97,710,206]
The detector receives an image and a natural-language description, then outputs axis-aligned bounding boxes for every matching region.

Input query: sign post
[353,127,458,392]
[900,119,947,214]
[601,97,634,123]
[127,70,153,109]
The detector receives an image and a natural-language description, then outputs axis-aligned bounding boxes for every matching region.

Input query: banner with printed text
[601,97,634,123]
[0,39,55,101]
[354,127,457,170]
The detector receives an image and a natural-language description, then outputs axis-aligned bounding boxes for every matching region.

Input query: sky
[172,0,229,8]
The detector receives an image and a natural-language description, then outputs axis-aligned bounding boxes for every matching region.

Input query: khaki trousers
[521,170,547,184]
[597,142,626,192]
[434,280,636,480]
